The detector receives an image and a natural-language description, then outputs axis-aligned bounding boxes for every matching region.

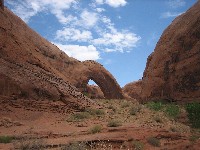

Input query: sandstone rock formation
[141,1,200,103]
[83,85,105,99]
[123,80,142,100]
[0,7,123,109]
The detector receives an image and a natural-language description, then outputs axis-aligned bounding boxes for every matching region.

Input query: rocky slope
[140,1,200,103]
[0,6,123,109]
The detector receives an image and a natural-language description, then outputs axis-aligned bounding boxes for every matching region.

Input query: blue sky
[5,0,197,87]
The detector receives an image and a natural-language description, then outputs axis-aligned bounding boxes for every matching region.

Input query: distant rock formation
[0,7,123,109]
[141,1,200,103]
[123,80,142,100]
[82,85,105,99]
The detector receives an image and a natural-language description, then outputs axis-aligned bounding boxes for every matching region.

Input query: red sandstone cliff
[141,1,200,103]
[0,7,123,109]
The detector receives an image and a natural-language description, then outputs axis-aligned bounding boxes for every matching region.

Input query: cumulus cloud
[56,28,93,42]
[6,0,78,23]
[167,0,186,9]
[93,29,141,52]
[80,10,99,28]
[6,0,141,61]
[95,0,127,8]
[96,8,105,13]
[55,44,100,61]
[161,11,183,18]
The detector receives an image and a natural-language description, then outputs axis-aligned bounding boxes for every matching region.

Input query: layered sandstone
[141,1,200,103]
[0,7,123,109]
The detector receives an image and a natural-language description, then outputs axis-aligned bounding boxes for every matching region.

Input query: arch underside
[83,72,123,99]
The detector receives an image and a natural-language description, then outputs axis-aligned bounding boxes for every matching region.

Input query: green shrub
[147,137,160,147]
[85,108,105,117]
[186,102,200,128]
[108,105,116,112]
[132,140,144,150]
[107,120,122,127]
[89,125,102,134]
[129,106,141,115]
[67,112,90,122]
[0,135,13,143]
[146,101,163,111]
[121,102,130,108]
[165,104,180,119]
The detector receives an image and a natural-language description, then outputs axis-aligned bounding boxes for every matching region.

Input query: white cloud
[95,0,104,5]
[105,0,127,8]
[96,8,105,13]
[167,0,186,9]
[104,48,117,53]
[80,10,99,28]
[56,28,93,42]
[6,0,78,23]
[95,0,127,8]
[161,11,183,18]
[93,30,141,52]
[55,44,100,61]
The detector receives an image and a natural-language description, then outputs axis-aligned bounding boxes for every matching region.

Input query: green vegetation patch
[0,135,13,143]
[146,101,163,111]
[85,108,105,117]
[147,137,160,147]
[107,119,122,127]
[132,140,144,150]
[89,125,102,134]
[186,102,200,128]
[67,112,91,122]
[164,104,180,119]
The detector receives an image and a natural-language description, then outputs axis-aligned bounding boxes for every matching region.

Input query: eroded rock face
[123,80,142,100]
[141,1,200,103]
[0,8,123,109]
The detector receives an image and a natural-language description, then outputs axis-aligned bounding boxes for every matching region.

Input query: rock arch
[77,60,124,99]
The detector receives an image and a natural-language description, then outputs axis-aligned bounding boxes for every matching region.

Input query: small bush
[0,135,13,143]
[121,102,130,108]
[165,104,180,119]
[89,125,102,134]
[107,120,122,127]
[186,102,200,128]
[132,140,144,150]
[146,101,163,111]
[153,116,163,123]
[147,137,160,147]
[108,105,116,112]
[85,108,105,117]
[129,106,141,115]
[189,135,200,142]
[67,112,90,122]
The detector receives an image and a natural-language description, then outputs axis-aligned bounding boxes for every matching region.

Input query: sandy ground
[0,96,200,150]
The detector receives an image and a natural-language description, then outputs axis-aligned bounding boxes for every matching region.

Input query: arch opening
[83,79,105,99]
